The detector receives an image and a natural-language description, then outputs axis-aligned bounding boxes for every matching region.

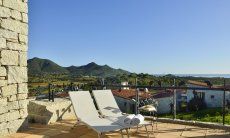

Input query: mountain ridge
[28,57,130,77]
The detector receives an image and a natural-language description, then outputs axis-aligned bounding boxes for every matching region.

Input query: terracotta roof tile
[187,80,209,87]
[112,89,152,100]
[152,92,174,99]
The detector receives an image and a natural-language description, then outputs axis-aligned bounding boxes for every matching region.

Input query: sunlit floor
[4,119,230,138]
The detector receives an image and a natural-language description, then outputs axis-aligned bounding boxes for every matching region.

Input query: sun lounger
[92,90,153,137]
[69,91,130,138]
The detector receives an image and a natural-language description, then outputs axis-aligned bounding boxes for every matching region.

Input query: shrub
[188,98,207,111]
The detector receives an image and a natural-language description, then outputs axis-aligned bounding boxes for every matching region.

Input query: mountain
[28,57,130,77]
[28,57,69,75]
[66,62,130,77]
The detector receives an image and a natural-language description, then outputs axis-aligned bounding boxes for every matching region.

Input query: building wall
[187,84,230,108]
[155,97,173,114]
[0,0,28,136]
[114,96,135,114]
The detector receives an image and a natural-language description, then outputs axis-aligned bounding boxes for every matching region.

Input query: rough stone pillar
[0,0,28,136]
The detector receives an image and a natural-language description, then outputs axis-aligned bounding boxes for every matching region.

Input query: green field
[159,108,230,124]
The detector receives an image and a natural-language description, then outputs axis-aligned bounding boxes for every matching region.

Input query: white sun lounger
[69,91,130,138]
[92,90,153,138]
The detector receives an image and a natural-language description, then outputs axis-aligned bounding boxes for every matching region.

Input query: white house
[153,91,173,114]
[186,80,230,108]
[112,89,152,114]
[152,90,187,114]
[121,81,129,90]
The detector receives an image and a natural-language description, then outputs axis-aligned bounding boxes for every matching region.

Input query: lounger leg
[151,124,155,138]
[145,125,150,138]
[136,125,139,133]
[98,133,102,138]
[156,121,158,130]
[120,130,124,138]
[125,128,130,138]
[151,121,154,132]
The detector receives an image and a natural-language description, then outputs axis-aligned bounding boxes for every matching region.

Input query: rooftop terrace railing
[30,79,230,126]
[91,80,229,126]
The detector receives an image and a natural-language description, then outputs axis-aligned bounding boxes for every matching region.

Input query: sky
[28,0,230,74]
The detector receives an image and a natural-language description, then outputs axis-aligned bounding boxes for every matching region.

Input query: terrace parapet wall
[0,0,28,136]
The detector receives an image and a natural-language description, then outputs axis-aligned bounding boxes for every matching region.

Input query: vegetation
[28,57,129,77]
[27,58,230,124]
[28,57,230,96]
[159,108,230,124]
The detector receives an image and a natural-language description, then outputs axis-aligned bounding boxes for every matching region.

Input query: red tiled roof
[213,85,230,90]
[187,80,209,87]
[152,89,186,99]
[56,92,69,98]
[112,89,152,100]
[187,80,230,90]
[152,92,174,99]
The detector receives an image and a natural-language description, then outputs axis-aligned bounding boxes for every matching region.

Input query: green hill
[28,57,130,77]
[28,57,69,75]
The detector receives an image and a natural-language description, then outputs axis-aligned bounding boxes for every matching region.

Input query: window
[211,95,215,99]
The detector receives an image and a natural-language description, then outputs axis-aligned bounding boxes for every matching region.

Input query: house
[121,81,129,90]
[152,89,187,114]
[152,90,174,114]
[186,80,230,108]
[112,89,152,114]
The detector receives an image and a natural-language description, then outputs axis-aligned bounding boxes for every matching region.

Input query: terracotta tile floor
[4,119,230,138]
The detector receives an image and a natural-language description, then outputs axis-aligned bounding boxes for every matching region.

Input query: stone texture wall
[0,0,28,136]
[28,98,76,125]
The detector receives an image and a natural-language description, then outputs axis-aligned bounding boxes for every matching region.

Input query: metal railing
[91,80,229,126]
[29,80,230,126]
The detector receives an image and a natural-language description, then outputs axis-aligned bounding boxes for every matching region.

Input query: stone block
[11,9,22,20]
[0,6,11,18]
[17,93,27,100]
[1,19,28,35]
[3,0,28,13]
[7,101,19,110]
[19,108,28,118]
[19,51,27,66]
[0,50,19,65]
[18,99,28,109]
[7,42,27,51]
[0,111,20,122]
[1,84,17,97]
[0,122,7,130]
[28,98,76,124]
[21,12,28,23]
[8,118,28,133]
[0,37,7,49]
[18,83,28,94]
[19,34,28,44]
[0,80,6,87]
[8,66,27,84]
[0,106,8,114]
[0,67,6,76]
[0,98,7,106]
[7,95,17,102]
[0,29,18,40]
[0,129,9,136]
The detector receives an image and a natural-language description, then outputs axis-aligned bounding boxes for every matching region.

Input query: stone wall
[28,98,76,124]
[0,0,28,136]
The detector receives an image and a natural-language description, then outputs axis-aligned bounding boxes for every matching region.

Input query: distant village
[112,80,230,114]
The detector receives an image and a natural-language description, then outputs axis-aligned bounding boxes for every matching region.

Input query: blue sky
[29,0,230,74]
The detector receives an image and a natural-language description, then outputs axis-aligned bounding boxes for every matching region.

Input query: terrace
[5,118,230,138]
[3,83,230,138]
